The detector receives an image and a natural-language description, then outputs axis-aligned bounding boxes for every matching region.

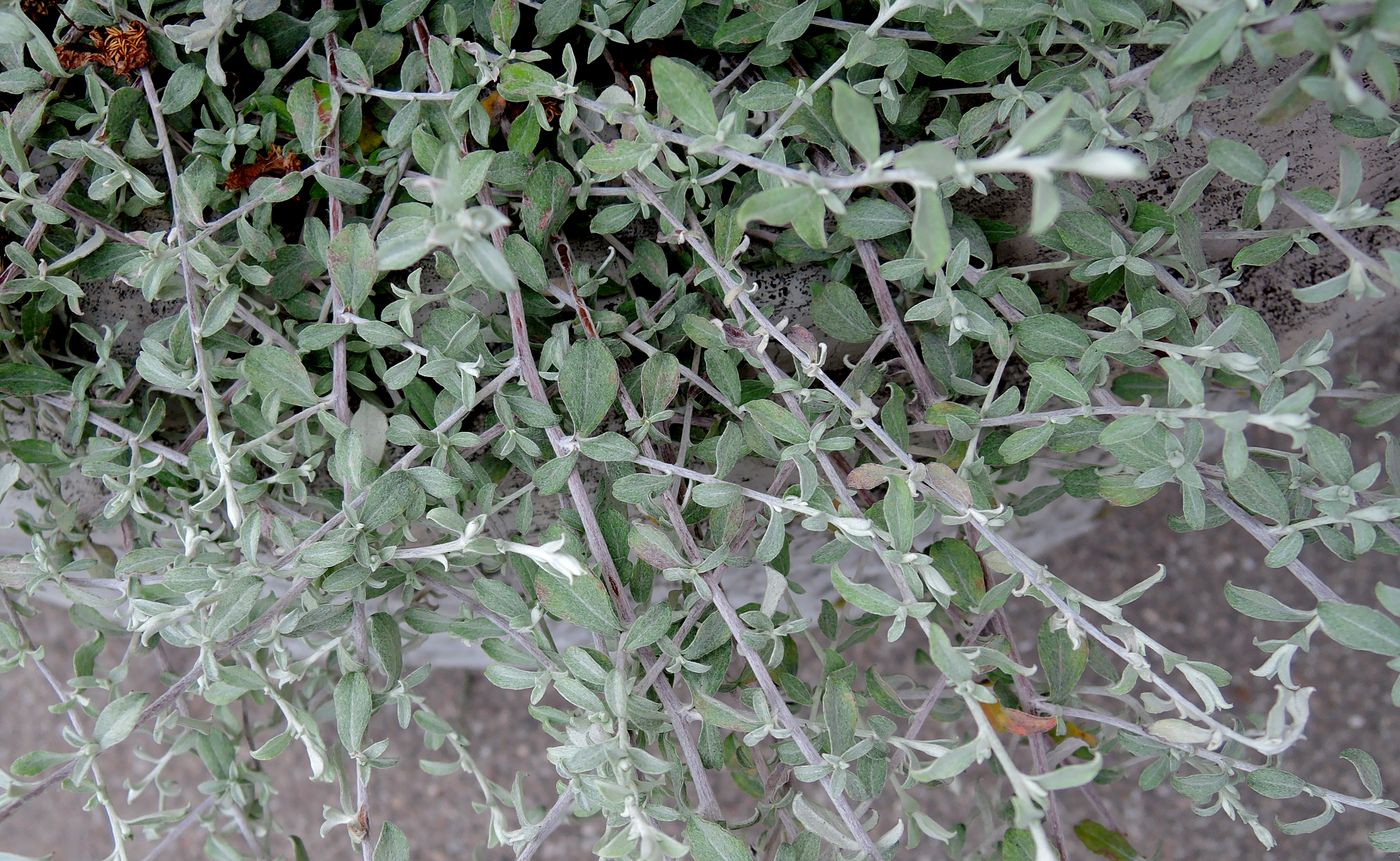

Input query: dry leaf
[980,700,1057,736]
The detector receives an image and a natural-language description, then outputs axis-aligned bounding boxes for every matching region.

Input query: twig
[1035,699,1400,825]
[516,788,576,861]
[140,69,243,530]
[855,239,942,409]
[1200,482,1343,603]
[988,604,1067,859]
[140,795,218,861]
[0,144,94,290]
[0,367,515,826]
[706,580,883,861]
[493,201,721,820]
[1,592,129,858]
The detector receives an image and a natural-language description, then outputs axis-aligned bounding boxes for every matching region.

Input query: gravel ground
[2,324,1397,861]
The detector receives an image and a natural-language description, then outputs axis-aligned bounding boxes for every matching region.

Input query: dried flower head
[56,21,150,77]
[20,0,62,31]
[89,22,150,76]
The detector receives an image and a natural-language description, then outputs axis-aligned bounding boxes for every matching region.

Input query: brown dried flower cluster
[20,0,62,31]
[56,21,151,77]
[222,145,303,192]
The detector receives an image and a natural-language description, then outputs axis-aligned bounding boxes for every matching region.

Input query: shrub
[1,0,1399,858]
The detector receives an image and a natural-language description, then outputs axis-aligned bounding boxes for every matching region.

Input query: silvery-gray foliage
[0,0,1399,859]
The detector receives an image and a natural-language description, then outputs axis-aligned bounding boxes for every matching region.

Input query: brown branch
[855,239,942,409]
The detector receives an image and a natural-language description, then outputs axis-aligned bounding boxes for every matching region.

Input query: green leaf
[884,478,914,553]
[928,623,973,682]
[1371,827,1400,852]
[1247,767,1305,799]
[911,187,950,274]
[370,612,403,686]
[497,63,556,100]
[943,45,1019,82]
[328,223,377,311]
[831,79,880,164]
[1355,394,1400,427]
[1010,91,1072,152]
[558,339,618,436]
[693,481,742,507]
[911,738,979,782]
[1340,748,1384,798]
[381,0,432,30]
[625,603,673,651]
[578,432,638,462]
[335,671,371,752]
[1224,461,1289,526]
[1378,582,1400,617]
[581,139,653,179]
[641,352,680,414]
[1305,427,1354,486]
[93,692,149,750]
[813,283,879,342]
[1207,138,1268,186]
[10,749,74,777]
[490,0,520,43]
[160,64,205,114]
[928,537,984,611]
[372,821,410,861]
[823,676,859,755]
[245,345,318,407]
[0,362,68,396]
[1279,801,1335,835]
[521,164,570,248]
[652,57,718,134]
[1223,582,1313,623]
[632,0,684,41]
[459,237,518,294]
[999,422,1055,464]
[613,472,675,504]
[686,816,755,861]
[534,569,622,635]
[737,186,826,249]
[764,0,816,44]
[287,78,332,160]
[837,198,910,240]
[1002,829,1034,861]
[1013,314,1091,358]
[1073,820,1139,861]
[361,471,418,531]
[1231,235,1292,269]
[207,577,263,637]
[1028,359,1090,406]
[1038,616,1086,704]
[1149,1,1242,87]
[790,795,860,852]
[1318,602,1400,656]
[535,0,581,40]
[1054,211,1117,257]
[744,399,809,445]
[1030,754,1102,791]
[831,565,901,617]
[1264,531,1305,568]
[1084,0,1146,29]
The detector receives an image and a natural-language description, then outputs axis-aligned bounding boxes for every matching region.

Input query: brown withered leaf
[979,700,1057,736]
[846,463,894,490]
[224,145,303,192]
